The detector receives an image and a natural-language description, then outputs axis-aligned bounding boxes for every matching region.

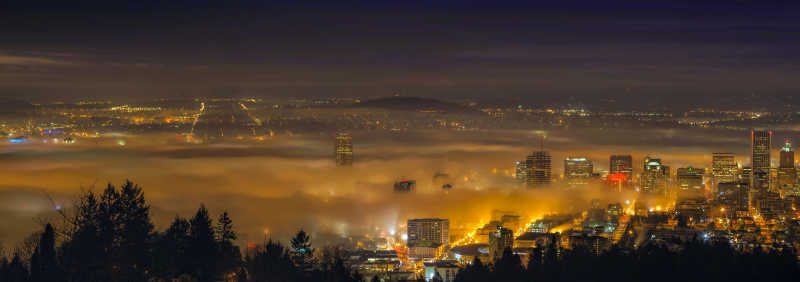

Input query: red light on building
[608,173,627,182]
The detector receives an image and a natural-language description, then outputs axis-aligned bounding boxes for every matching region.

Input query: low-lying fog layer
[0,127,789,248]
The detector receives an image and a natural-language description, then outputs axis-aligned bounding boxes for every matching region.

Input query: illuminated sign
[608,173,627,182]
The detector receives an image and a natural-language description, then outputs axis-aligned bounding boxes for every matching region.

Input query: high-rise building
[609,155,633,177]
[607,203,623,221]
[564,157,593,186]
[712,153,737,193]
[677,167,704,198]
[335,132,353,166]
[740,166,752,184]
[751,130,772,193]
[609,155,633,190]
[514,161,528,182]
[394,180,416,192]
[488,226,514,261]
[756,191,787,220]
[526,151,551,187]
[642,157,668,196]
[584,199,606,229]
[778,138,796,189]
[407,218,450,246]
[717,182,749,218]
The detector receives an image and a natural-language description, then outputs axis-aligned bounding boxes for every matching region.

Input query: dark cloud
[0,1,798,108]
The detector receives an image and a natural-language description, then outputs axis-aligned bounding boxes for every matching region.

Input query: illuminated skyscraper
[712,153,737,193]
[526,151,551,187]
[514,161,528,182]
[751,130,772,193]
[780,138,794,167]
[778,138,796,189]
[740,166,752,184]
[609,155,633,189]
[677,167,704,198]
[488,226,514,261]
[335,132,353,166]
[609,155,633,177]
[394,179,416,192]
[564,157,593,185]
[407,218,450,246]
[642,156,668,196]
[718,182,749,218]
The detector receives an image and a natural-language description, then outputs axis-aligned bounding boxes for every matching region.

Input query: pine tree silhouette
[217,211,242,278]
[188,204,218,282]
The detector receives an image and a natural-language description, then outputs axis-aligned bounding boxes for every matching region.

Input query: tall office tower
[718,182,750,218]
[488,226,514,261]
[526,151,552,187]
[609,155,633,188]
[642,157,668,196]
[739,166,751,184]
[677,167,704,198]
[751,130,772,193]
[394,180,417,192]
[778,138,796,189]
[712,153,737,193]
[514,161,529,182]
[335,132,353,166]
[757,191,787,220]
[407,218,450,246]
[564,157,593,185]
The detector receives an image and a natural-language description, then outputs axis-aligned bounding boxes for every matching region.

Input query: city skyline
[2,2,800,281]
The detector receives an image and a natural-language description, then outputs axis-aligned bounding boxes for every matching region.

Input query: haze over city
[1,1,799,282]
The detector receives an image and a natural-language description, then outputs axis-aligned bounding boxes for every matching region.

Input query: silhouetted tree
[58,182,155,281]
[14,231,40,265]
[0,257,7,281]
[216,211,242,278]
[97,183,120,277]
[5,253,29,282]
[315,245,363,282]
[152,216,192,279]
[188,204,218,282]
[29,224,61,282]
[60,190,108,281]
[526,246,543,280]
[116,180,154,281]
[246,239,297,282]
[455,257,488,282]
[60,218,107,281]
[493,247,523,282]
[541,234,561,282]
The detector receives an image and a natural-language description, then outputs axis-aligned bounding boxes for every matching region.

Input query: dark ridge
[0,98,34,115]
[354,96,479,114]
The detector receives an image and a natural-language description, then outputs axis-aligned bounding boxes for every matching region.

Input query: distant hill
[354,96,479,114]
[0,98,34,115]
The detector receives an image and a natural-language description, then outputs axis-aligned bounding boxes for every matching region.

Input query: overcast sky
[1,1,799,108]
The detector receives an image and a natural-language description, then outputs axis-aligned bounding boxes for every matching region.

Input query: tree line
[0,181,364,282]
[456,235,800,282]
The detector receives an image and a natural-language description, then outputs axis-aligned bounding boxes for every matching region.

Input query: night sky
[1,1,799,109]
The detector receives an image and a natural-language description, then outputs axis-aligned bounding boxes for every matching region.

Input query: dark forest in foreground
[1,181,798,282]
